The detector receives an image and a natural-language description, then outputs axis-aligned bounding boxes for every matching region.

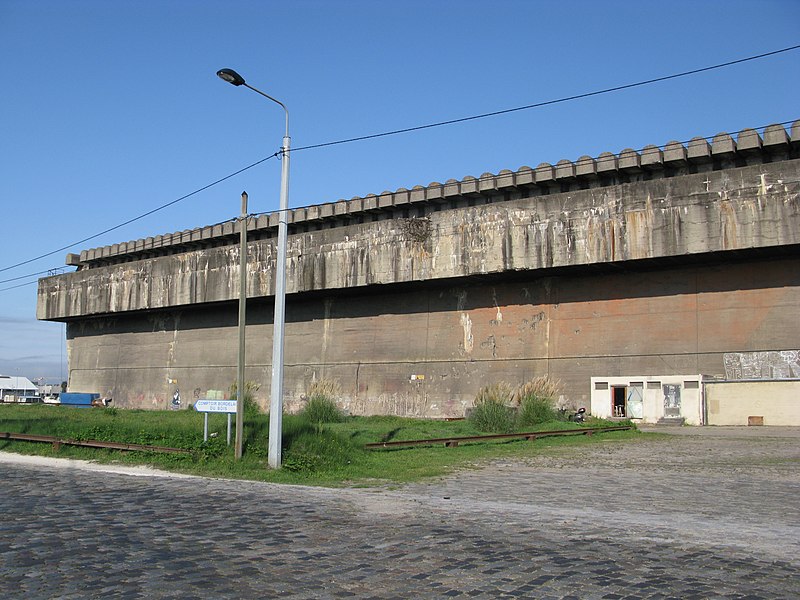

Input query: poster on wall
[663,384,681,418]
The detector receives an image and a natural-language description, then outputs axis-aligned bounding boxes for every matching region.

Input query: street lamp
[217,67,290,469]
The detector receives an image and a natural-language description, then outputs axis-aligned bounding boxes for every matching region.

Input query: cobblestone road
[1,427,798,599]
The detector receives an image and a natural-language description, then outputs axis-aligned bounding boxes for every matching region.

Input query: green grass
[0,404,637,487]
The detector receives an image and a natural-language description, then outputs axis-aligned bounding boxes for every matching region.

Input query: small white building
[590,375,706,425]
[0,375,40,403]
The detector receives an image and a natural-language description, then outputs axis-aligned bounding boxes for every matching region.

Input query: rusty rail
[0,431,191,455]
[364,425,632,449]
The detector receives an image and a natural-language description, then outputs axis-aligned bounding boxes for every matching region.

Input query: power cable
[0,154,277,275]
[1,43,798,275]
[291,44,800,153]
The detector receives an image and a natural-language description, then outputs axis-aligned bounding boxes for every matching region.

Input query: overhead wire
[1,43,798,279]
[0,154,278,275]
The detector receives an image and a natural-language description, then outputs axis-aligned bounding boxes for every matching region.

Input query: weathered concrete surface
[38,159,800,321]
[63,255,800,413]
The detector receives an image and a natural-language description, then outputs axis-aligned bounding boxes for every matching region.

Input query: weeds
[469,383,516,433]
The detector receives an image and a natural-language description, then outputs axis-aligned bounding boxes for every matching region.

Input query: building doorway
[612,386,627,417]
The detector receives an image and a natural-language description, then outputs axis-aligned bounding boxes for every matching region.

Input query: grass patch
[0,404,637,486]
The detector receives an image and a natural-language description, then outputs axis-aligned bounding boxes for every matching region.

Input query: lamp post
[235,191,248,460]
[217,68,290,469]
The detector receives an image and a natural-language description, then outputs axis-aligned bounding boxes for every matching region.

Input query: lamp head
[216,68,246,86]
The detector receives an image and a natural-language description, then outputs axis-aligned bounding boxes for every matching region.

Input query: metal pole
[268,133,290,469]
[235,191,248,459]
[215,69,289,469]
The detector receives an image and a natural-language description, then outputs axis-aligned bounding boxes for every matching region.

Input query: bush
[229,381,262,417]
[469,383,516,433]
[518,396,559,426]
[515,377,563,427]
[299,379,344,425]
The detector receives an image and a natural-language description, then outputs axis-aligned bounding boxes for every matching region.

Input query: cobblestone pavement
[1,427,799,599]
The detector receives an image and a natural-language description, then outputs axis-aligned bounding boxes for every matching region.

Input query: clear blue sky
[1,0,798,382]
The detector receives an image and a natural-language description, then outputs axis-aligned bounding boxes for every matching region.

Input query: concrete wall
[64,255,800,414]
[705,381,800,426]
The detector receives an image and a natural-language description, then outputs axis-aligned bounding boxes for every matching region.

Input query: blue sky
[1,0,799,382]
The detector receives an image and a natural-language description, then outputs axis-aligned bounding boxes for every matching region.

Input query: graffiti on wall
[723,350,800,380]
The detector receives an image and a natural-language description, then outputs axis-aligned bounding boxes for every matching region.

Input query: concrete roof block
[135,238,146,251]
[334,200,348,216]
[711,132,736,155]
[100,245,111,258]
[496,169,515,189]
[320,203,334,218]
[687,137,712,161]
[575,155,596,177]
[461,176,478,195]
[291,207,307,223]
[762,124,789,148]
[144,237,155,250]
[426,182,444,202]
[222,221,236,236]
[618,149,641,171]
[153,235,164,248]
[515,166,534,186]
[190,228,202,242]
[246,216,257,231]
[534,163,555,184]
[349,197,364,212]
[79,250,89,262]
[117,242,128,255]
[663,141,688,164]
[394,188,410,205]
[736,128,762,152]
[640,145,663,168]
[110,244,120,255]
[410,185,426,202]
[791,120,800,144]
[85,249,96,261]
[555,159,575,180]
[268,212,280,228]
[306,205,322,220]
[444,179,460,198]
[200,227,213,240]
[378,190,394,208]
[254,216,269,230]
[596,152,618,173]
[478,173,497,193]
[362,194,378,211]
[66,253,81,266]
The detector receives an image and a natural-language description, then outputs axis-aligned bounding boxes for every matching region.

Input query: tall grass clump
[516,376,562,426]
[299,379,345,426]
[229,380,262,417]
[469,382,516,433]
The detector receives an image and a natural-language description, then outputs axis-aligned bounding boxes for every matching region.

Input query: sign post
[194,399,238,444]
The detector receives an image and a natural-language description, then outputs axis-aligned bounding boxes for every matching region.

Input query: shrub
[469,383,516,433]
[230,381,262,417]
[299,379,344,425]
[516,377,563,426]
